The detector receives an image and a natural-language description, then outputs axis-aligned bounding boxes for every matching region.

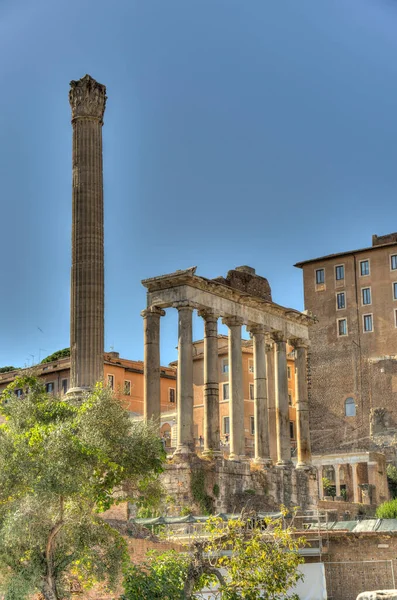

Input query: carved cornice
[69,74,107,123]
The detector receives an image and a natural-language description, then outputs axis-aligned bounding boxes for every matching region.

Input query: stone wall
[161,455,318,514]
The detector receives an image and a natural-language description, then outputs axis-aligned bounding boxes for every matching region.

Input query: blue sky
[1,0,397,368]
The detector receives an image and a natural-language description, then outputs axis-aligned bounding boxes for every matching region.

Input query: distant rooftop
[295,232,397,268]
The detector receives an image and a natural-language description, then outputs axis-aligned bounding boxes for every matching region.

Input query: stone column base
[276,460,294,469]
[173,445,193,457]
[296,462,312,470]
[252,457,273,467]
[66,386,90,400]
[202,449,223,458]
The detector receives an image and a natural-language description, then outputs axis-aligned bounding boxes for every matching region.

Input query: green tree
[387,464,397,499]
[376,497,397,519]
[41,348,70,364]
[0,366,17,373]
[122,511,305,600]
[0,376,165,600]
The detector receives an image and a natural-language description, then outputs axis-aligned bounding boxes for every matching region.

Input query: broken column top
[212,266,272,302]
[69,74,107,122]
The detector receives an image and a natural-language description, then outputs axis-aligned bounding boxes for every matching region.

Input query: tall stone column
[352,463,359,503]
[175,302,194,455]
[142,306,165,427]
[335,465,341,497]
[199,310,220,455]
[223,317,245,461]
[248,325,271,465]
[266,340,278,463]
[68,75,107,394]
[273,333,292,466]
[292,339,312,468]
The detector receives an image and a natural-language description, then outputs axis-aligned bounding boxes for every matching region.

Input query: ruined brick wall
[300,245,397,458]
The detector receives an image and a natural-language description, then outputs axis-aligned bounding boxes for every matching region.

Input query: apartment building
[295,232,397,458]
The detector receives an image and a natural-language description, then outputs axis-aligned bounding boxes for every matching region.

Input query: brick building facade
[296,233,397,459]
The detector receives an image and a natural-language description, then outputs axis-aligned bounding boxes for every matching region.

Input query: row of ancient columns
[319,463,360,503]
[142,303,312,468]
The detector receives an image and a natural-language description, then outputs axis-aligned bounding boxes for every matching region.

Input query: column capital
[271,331,287,344]
[172,301,195,311]
[246,323,266,335]
[69,74,107,123]
[289,337,310,349]
[141,306,166,318]
[222,315,244,327]
[198,309,219,322]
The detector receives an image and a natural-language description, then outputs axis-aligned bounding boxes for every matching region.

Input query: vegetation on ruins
[40,348,71,364]
[376,497,397,519]
[0,376,165,600]
[386,464,397,499]
[122,510,305,600]
[0,366,17,373]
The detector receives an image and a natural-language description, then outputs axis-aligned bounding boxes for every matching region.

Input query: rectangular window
[362,287,371,305]
[248,359,254,374]
[394,282,397,300]
[287,366,291,379]
[249,383,254,400]
[391,255,397,271]
[363,314,373,332]
[221,359,229,374]
[61,379,68,395]
[288,393,292,406]
[335,265,344,280]
[395,309,397,328]
[338,318,347,336]
[289,422,295,440]
[124,380,131,396]
[336,292,346,310]
[250,416,255,435]
[360,259,370,276]
[223,416,230,435]
[315,268,325,284]
[107,374,114,390]
[15,389,23,398]
[45,382,54,393]
[223,383,229,400]
[169,388,176,403]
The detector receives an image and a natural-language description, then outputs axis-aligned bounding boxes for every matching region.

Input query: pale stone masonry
[141,265,314,469]
[68,75,106,393]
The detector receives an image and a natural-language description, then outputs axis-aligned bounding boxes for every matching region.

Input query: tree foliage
[376,497,397,519]
[387,464,397,499]
[0,376,165,600]
[0,366,17,373]
[41,348,70,364]
[122,511,305,600]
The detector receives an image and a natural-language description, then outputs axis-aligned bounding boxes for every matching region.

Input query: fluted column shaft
[249,326,271,464]
[199,310,220,455]
[266,341,278,462]
[223,317,244,461]
[335,465,341,497]
[294,341,312,468]
[274,334,292,465]
[175,304,194,454]
[69,75,107,391]
[142,307,165,427]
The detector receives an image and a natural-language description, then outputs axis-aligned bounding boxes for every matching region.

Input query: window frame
[221,358,229,375]
[289,421,295,440]
[335,264,345,281]
[288,393,292,406]
[248,359,254,374]
[363,313,374,333]
[359,259,370,277]
[223,416,230,435]
[336,291,346,310]
[124,380,131,396]
[391,254,397,272]
[169,387,176,403]
[61,378,68,395]
[45,382,55,393]
[249,383,254,400]
[395,309,397,328]
[393,282,397,301]
[250,416,255,435]
[107,374,115,390]
[361,286,372,306]
[315,268,325,285]
[222,382,229,400]
[337,318,348,337]
[287,366,291,380]
[15,388,23,398]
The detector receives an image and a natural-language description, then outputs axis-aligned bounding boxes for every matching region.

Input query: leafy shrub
[376,498,397,519]
[40,348,70,364]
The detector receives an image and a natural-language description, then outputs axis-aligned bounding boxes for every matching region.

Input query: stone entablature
[141,266,315,471]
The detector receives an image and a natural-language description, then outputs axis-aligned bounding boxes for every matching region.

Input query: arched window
[345,397,356,417]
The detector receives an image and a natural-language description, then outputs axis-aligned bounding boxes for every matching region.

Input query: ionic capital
[198,309,219,322]
[222,315,244,328]
[289,337,310,350]
[69,75,107,123]
[246,323,266,336]
[141,306,166,319]
[271,331,287,344]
